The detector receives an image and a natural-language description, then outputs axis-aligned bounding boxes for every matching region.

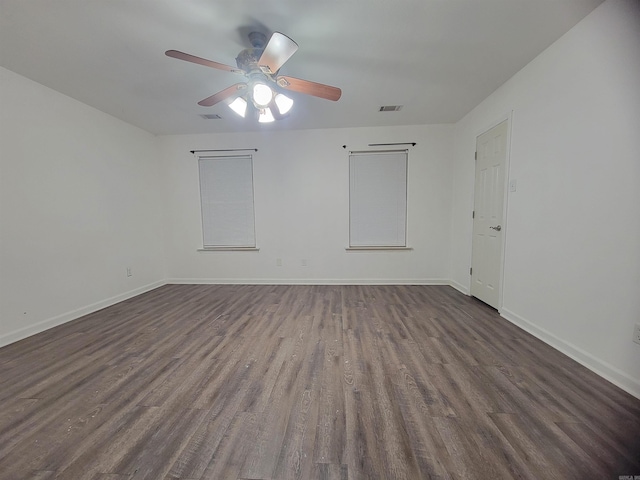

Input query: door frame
[470,111,513,312]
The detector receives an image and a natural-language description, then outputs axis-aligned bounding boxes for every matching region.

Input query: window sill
[197,247,260,252]
[345,246,413,251]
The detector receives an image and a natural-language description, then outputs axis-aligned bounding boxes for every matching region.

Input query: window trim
[345,246,413,251]
[348,149,409,248]
[197,247,260,252]
[196,153,258,250]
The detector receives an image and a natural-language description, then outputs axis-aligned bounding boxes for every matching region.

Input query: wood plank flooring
[0,284,639,479]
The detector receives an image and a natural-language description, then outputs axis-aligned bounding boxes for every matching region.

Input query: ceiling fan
[166,31,341,123]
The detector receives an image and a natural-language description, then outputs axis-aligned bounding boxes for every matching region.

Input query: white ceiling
[0,0,603,135]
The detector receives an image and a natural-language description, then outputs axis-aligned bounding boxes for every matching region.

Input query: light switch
[509,179,517,192]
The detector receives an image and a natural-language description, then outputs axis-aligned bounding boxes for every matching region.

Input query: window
[197,154,256,248]
[349,150,408,247]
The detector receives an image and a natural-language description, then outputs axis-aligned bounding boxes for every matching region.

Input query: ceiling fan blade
[165,50,243,74]
[198,83,247,107]
[258,32,298,74]
[276,76,342,101]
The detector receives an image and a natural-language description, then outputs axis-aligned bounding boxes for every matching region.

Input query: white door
[471,120,508,309]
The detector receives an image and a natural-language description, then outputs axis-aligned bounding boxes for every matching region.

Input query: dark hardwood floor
[0,284,638,479]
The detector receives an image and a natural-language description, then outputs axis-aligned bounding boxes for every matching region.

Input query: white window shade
[198,155,256,248]
[349,151,408,247]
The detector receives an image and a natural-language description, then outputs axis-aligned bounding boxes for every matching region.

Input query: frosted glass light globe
[228,97,247,117]
[258,108,275,123]
[275,93,293,115]
[252,83,273,107]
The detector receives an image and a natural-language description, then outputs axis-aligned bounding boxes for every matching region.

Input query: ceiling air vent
[200,114,222,120]
[379,105,403,112]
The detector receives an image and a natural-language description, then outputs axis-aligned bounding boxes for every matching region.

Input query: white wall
[450,0,640,396]
[158,124,454,284]
[0,67,166,346]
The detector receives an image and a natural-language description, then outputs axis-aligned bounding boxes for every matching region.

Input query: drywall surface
[0,67,166,346]
[451,0,640,396]
[158,124,454,284]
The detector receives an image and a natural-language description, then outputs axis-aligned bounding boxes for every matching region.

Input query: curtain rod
[368,142,416,147]
[342,142,416,149]
[349,149,408,154]
[190,148,258,154]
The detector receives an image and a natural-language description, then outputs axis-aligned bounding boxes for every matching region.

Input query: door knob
[490,225,502,231]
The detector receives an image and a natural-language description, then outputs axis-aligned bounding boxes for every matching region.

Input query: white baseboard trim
[449,280,470,295]
[500,308,640,400]
[0,280,166,348]
[166,277,451,286]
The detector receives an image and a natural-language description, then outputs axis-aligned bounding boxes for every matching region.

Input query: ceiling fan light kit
[274,93,293,115]
[228,97,248,117]
[251,82,273,107]
[166,31,341,124]
[258,108,275,123]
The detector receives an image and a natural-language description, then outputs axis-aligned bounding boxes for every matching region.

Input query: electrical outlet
[276,258,282,267]
[633,324,640,346]
[126,267,132,277]
[301,259,308,267]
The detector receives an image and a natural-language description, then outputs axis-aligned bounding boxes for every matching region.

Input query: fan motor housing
[235,48,264,74]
